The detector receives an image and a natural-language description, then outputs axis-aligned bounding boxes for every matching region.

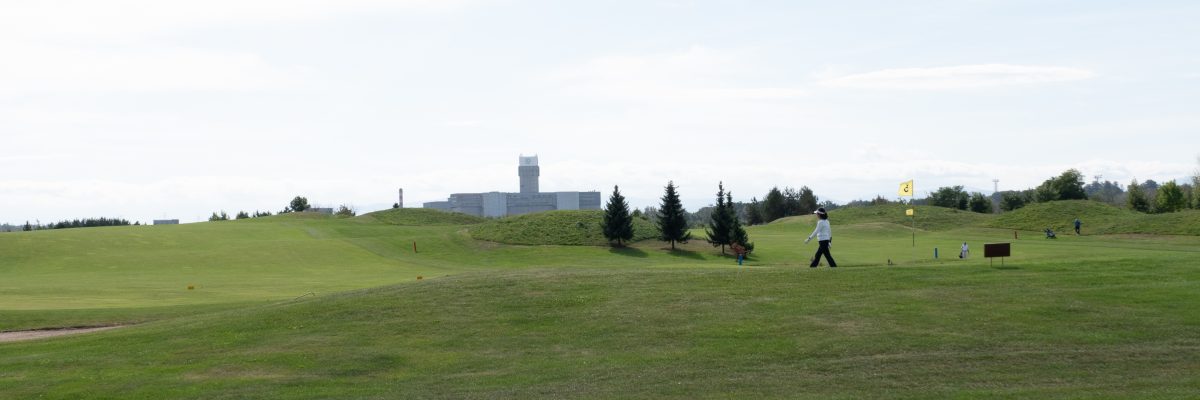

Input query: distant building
[423,155,601,217]
[153,219,179,225]
[309,208,334,215]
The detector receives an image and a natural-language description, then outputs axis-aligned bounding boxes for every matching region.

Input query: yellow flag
[898,180,914,197]
[906,208,914,216]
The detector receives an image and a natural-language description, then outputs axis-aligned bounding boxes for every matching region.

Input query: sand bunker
[0,326,124,343]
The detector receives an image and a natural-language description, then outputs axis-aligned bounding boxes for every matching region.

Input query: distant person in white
[960,242,969,258]
[804,207,837,268]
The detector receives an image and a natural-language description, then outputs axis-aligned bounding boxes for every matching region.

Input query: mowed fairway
[2,206,1199,398]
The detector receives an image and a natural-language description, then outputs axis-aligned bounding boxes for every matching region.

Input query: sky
[3,0,1199,223]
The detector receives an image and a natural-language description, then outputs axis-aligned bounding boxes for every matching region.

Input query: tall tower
[398,188,404,208]
[519,155,539,194]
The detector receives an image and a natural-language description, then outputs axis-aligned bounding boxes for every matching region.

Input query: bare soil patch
[0,326,124,343]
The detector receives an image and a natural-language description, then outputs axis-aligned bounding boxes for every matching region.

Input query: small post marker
[934,247,938,259]
[413,241,418,253]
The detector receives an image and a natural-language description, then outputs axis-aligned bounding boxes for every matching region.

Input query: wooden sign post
[984,243,1011,267]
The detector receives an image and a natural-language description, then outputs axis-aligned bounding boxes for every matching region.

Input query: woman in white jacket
[805,207,837,268]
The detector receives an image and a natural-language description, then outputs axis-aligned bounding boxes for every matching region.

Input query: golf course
[2,201,1198,398]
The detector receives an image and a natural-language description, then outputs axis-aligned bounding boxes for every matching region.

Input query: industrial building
[423,156,601,217]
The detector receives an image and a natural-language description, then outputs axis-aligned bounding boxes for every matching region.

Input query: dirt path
[0,326,124,343]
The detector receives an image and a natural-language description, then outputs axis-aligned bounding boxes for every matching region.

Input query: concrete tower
[398,188,404,208]
[519,155,539,193]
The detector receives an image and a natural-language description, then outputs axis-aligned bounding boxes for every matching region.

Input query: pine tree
[797,186,819,215]
[705,182,732,254]
[762,186,786,222]
[22,221,32,231]
[726,192,753,255]
[656,181,692,250]
[602,185,635,246]
[747,197,764,225]
[235,211,250,220]
[1127,179,1150,212]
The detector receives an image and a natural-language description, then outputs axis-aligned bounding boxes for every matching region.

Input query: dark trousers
[810,240,837,267]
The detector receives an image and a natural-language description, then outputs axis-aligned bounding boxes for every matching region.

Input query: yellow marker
[898,180,914,197]
[905,208,914,216]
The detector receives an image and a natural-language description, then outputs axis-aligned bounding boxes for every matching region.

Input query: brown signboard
[984,243,1011,258]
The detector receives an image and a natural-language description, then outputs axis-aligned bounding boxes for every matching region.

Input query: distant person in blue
[1074,218,1082,235]
[805,207,837,268]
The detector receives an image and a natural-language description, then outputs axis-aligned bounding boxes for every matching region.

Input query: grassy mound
[767,204,992,231]
[988,200,1200,235]
[469,210,658,245]
[4,263,1199,398]
[356,207,485,226]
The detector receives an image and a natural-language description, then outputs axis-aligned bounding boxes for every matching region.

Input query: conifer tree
[726,192,754,255]
[705,182,732,254]
[603,185,635,246]
[656,181,692,249]
[762,186,786,222]
[747,197,764,225]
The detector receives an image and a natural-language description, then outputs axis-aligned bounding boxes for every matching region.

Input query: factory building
[423,156,601,217]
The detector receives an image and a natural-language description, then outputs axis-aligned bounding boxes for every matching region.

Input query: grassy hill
[3,203,1200,398]
[3,259,1200,398]
[760,204,993,232]
[469,210,659,246]
[355,207,486,226]
[988,200,1200,235]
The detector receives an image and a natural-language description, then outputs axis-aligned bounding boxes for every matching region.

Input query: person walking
[805,207,837,268]
[959,242,969,258]
[1074,218,1082,235]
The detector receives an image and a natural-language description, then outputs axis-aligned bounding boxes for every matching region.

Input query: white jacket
[808,219,832,241]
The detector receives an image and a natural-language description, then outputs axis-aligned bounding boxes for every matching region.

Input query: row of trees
[603,182,752,255]
[747,186,819,225]
[993,168,1200,214]
[208,196,356,221]
[17,217,133,231]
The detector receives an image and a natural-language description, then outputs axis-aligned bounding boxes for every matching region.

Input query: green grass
[987,200,1200,235]
[355,207,486,226]
[2,203,1199,398]
[469,209,659,245]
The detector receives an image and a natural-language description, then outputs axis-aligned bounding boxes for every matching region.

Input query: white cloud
[818,64,1097,90]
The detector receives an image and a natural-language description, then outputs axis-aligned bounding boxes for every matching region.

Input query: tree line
[17,217,133,231]
[902,164,1200,215]
[989,168,1200,214]
[207,196,357,221]
[603,181,756,257]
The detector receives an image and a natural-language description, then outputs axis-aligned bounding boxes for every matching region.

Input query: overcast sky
[3,0,1199,223]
